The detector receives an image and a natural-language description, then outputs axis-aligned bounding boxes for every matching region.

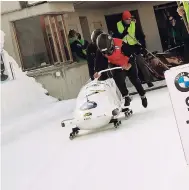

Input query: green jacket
[183,1,189,24]
[69,37,86,62]
[117,20,137,45]
[69,37,77,45]
[78,39,85,46]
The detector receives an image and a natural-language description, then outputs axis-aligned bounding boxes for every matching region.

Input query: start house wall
[1,1,171,100]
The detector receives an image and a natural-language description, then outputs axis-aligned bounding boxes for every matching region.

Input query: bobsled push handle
[98,67,122,75]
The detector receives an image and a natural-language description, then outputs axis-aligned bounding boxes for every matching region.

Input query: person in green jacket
[76,33,85,45]
[177,2,189,63]
[76,32,89,50]
[167,16,187,47]
[177,1,189,28]
[68,30,87,62]
[117,10,154,88]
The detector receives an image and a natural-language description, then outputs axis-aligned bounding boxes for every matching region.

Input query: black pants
[110,62,146,97]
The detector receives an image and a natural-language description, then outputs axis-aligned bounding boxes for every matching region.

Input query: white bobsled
[61,67,133,139]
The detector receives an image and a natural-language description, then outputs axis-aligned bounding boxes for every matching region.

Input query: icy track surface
[2,88,189,190]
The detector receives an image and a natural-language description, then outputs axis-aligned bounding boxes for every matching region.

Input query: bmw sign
[175,72,189,92]
[165,64,189,165]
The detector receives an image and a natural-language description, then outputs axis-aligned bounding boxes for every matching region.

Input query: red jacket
[105,38,129,66]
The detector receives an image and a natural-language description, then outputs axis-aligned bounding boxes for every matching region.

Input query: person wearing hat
[117,10,154,88]
[117,10,138,46]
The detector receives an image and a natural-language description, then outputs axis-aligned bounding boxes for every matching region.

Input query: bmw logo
[175,72,189,92]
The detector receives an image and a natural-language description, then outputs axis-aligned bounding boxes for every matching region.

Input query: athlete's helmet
[91,29,104,44]
[96,33,114,55]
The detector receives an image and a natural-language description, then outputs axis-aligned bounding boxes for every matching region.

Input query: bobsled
[61,67,133,139]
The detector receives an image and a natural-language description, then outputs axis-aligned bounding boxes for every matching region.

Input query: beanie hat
[122,10,132,20]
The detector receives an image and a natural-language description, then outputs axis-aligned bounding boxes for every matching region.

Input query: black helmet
[96,33,114,55]
[91,29,104,43]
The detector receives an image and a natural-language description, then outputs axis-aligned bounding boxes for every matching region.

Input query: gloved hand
[128,55,135,64]
[140,46,147,56]
[177,6,185,17]
[122,63,132,70]
[109,31,114,37]
[122,29,128,36]
[94,72,101,79]
[134,44,145,55]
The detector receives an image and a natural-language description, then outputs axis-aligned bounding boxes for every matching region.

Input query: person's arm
[86,45,95,80]
[122,42,135,56]
[94,50,108,72]
[121,42,136,65]
[117,22,129,39]
[177,2,189,32]
[118,29,129,39]
[135,22,146,48]
[75,41,87,59]
[177,4,185,17]
[138,32,146,48]
[93,50,109,78]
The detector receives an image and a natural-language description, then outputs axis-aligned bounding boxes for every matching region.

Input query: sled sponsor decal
[91,84,100,87]
[87,91,99,97]
[165,64,189,165]
[84,112,92,117]
[174,72,189,92]
[90,90,105,92]
[83,112,92,120]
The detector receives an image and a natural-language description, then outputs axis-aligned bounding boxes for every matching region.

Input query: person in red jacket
[88,29,133,107]
[96,33,148,108]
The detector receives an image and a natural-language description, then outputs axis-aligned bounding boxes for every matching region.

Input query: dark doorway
[104,10,144,38]
[153,2,182,51]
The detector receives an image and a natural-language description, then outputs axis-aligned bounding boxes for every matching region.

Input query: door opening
[79,16,91,42]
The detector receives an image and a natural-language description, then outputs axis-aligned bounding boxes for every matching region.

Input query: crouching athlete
[96,33,148,108]
[87,29,133,107]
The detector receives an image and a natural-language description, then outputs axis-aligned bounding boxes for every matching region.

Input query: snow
[2,88,189,190]
[1,48,57,126]
[1,30,189,190]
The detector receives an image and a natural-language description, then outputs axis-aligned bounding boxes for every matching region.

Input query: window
[13,14,73,71]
